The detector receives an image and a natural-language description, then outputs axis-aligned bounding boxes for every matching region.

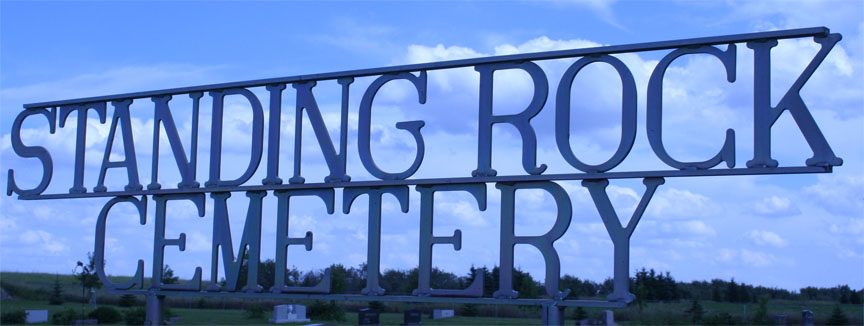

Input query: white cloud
[19,230,67,254]
[739,249,779,267]
[715,248,787,268]
[753,196,800,217]
[747,230,788,248]
[436,199,486,227]
[804,175,864,216]
[660,220,716,237]
[0,64,224,110]
[648,188,716,219]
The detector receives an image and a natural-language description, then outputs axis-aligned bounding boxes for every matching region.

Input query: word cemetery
[7,27,843,325]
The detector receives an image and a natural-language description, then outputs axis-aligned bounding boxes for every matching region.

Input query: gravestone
[402,309,422,325]
[801,310,815,326]
[359,308,380,326]
[270,304,310,323]
[772,314,787,325]
[600,310,616,326]
[24,310,48,324]
[431,309,455,320]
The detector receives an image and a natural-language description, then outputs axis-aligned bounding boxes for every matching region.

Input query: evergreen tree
[711,283,722,302]
[49,275,64,305]
[827,305,849,326]
[572,307,588,321]
[684,299,704,323]
[513,267,538,299]
[839,285,851,304]
[739,282,751,303]
[726,278,740,302]
[850,289,862,305]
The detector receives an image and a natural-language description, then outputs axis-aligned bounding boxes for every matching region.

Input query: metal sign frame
[6,27,843,325]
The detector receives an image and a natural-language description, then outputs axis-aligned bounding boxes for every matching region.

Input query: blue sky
[1,1,862,292]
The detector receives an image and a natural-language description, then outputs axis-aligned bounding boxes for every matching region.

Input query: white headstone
[270,304,310,323]
[25,310,48,324]
[600,310,616,326]
[431,309,455,320]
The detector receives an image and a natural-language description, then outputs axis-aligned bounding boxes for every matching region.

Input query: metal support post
[145,291,165,326]
[541,302,564,326]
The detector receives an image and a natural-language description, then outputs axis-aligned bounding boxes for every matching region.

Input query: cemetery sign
[7,27,843,325]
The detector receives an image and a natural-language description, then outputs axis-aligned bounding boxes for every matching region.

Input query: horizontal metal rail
[24,27,828,109]
[109,289,629,308]
[19,166,830,200]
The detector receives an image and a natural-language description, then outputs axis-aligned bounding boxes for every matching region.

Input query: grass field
[2,272,861,325]
[0,300,542,325]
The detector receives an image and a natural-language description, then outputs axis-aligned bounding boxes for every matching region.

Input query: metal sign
[6,27,843,325]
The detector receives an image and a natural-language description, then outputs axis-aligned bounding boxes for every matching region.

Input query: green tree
[850,289,862,305]
[49,275,64,305]
[839,285,851,304]
[753,295,771,325]
[634,283,647,311]
[461,303,478,317]
[685,299,704,323]
[711,279,723,302]
[726,278,740,302]
[162,265,179,284]
[74,252,102,301]
[572,306,588,321]
[513,267,539,299]
[827,305,849,326]
[329,264,348,294]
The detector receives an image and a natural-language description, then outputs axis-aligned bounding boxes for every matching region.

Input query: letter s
[7,108,56,196]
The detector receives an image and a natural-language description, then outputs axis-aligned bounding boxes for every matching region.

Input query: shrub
[124,307,146,325]
[308,300,346,321]
[244,303,267,319]
[52,308,84,325]
[1,310,26,324]
[461,303,478,317]
[164,305,177,318]
[88,306,123,324]
[752,295,771,325]
[368,300,385,312]
[702,312,745,325]
[119,294,137,307]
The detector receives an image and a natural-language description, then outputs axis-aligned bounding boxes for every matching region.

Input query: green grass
[4,299,861,325]
[2,271,861,325]
[0,300,540,325]
[1,272,134,301]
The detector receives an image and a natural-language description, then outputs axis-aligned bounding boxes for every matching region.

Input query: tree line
[236,260,862,304]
